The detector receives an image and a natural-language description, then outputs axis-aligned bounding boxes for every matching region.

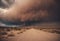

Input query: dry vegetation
[0,24,60,41]
[0,26,30,40]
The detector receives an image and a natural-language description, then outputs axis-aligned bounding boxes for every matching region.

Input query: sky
[0,0,60,26]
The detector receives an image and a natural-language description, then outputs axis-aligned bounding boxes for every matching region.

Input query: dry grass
[0,24,60,41]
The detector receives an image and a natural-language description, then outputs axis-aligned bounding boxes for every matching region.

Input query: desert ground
[0,23,60,41]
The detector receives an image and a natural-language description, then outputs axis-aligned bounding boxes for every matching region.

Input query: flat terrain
[6,29,60,41]
[0,23,60,41]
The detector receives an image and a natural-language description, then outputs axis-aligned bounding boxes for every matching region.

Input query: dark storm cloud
[0,0,14,8]
[0,0,7,8]
[0,0,60,25]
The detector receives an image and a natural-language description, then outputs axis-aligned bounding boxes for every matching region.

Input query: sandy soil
[6,28,60,41]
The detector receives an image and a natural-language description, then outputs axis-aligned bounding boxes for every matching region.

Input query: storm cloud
[0,0,60,25]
